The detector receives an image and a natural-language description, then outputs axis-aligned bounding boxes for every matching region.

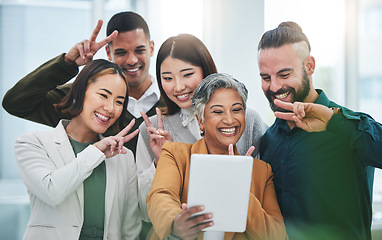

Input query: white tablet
[187,153,253,232]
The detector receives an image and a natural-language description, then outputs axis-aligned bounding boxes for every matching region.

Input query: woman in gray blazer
[14,59,141,240]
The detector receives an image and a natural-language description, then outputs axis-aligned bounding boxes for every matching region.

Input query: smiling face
[72,73,127,140]
[198,88,245,155]
[258,43,315,112]
[160,57,204,109]
[106,29,154,95]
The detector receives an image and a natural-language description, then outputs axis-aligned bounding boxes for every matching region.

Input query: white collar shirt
[127,75,160,118]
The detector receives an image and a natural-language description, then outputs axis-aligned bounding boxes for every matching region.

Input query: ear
[305,55,315,75]
[149,40,155,57]
[196,115,204,131]
[105,45,113,61]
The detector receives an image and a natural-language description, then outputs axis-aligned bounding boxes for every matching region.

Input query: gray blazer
[14,120,141,240]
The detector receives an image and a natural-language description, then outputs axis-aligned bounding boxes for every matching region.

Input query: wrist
[64,53,77,65]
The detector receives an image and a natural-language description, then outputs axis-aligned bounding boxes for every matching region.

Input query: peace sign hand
[228,144,255,156]
[93,119,139,158]
[64,19,118,66]
[141,108,173,167]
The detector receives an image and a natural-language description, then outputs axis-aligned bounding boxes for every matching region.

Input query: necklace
[67,133,79,142]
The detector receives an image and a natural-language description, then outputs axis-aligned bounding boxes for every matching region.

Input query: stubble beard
[266,69,311,112]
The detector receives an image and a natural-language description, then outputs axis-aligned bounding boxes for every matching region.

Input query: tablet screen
[187,154,253,232]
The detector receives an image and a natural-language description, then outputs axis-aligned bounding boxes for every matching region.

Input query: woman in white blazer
[14,59,141,240]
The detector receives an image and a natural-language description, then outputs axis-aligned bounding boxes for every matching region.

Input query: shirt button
[286,136,291,139]
[281,159,286,164]
[364,126,368,130]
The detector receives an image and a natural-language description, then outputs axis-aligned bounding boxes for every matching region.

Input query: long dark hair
[55,59,128,131]
[156,34,217,115]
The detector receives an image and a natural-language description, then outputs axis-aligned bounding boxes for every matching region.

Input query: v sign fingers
[140,111,154,129]
[65,19,118,66]
[156,108,164,132]
[116,119,136,137]
[245,146,255,156]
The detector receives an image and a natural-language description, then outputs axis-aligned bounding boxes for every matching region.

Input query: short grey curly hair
[192,73,248,122]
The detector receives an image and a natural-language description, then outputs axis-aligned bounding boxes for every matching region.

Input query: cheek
[261,81,270,93]
[161,81,173,96]
[190,77,203,91]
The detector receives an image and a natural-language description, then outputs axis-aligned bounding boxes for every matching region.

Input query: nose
[126,53,138,66]
[269,77,283,93]
[174,78,185,92]
[103,99,115,113]
[223,111,235,125]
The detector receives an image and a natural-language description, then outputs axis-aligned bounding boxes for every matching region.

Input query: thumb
[181,203,188,212]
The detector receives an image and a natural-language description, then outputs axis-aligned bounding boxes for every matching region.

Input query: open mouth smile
[219,127,237,135]
[274,91,290,100]
[176,92,192,101]
[95,112,111,123]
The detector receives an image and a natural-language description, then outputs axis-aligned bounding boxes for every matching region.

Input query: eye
[162,76,173,81]
[233,107,244,113]
[135,48,146,54]
[279,73,290,78]
[212,110,223,114]
[261,76,271,82]
[99,93,108,99]
[116,100,124,105]
[184,72,194,78]
[114,51,127,56]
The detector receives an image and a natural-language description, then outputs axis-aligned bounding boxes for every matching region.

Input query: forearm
[2,54,78,126]
[327,110,382,167]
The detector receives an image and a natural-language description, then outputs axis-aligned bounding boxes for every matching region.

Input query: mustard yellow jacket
[147,138,287,240]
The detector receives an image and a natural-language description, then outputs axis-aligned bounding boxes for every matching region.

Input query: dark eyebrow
[180,68,194,72]
[260,68,293,77]
[210,104,223,109]
[277,68,293,75]
[114,48,127,53]
[100,88,112,95]
[100,88,125,100]
[232,103,243,107]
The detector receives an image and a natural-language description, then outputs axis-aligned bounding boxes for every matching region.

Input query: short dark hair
[55,59,128,131]
[156,34,217,115]
[258,21,311,52]
[107,11,150,40]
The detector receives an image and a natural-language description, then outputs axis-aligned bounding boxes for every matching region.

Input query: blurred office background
[0,0,381,239]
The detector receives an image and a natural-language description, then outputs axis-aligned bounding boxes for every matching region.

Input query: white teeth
[220,128,236,134]
[176,93,191,99]
[95,112,110,121]
[126,68,139,73]
[275,92,289,99]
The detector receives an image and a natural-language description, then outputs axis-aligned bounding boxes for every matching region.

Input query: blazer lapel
[53,120,85,219]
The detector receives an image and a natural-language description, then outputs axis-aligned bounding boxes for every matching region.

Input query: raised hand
[93,119,139,158]
[64,19,118,66]
[273,99,334,132]
[171,203,214,240]
[141,108,173,166]
[228,144,255,156]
